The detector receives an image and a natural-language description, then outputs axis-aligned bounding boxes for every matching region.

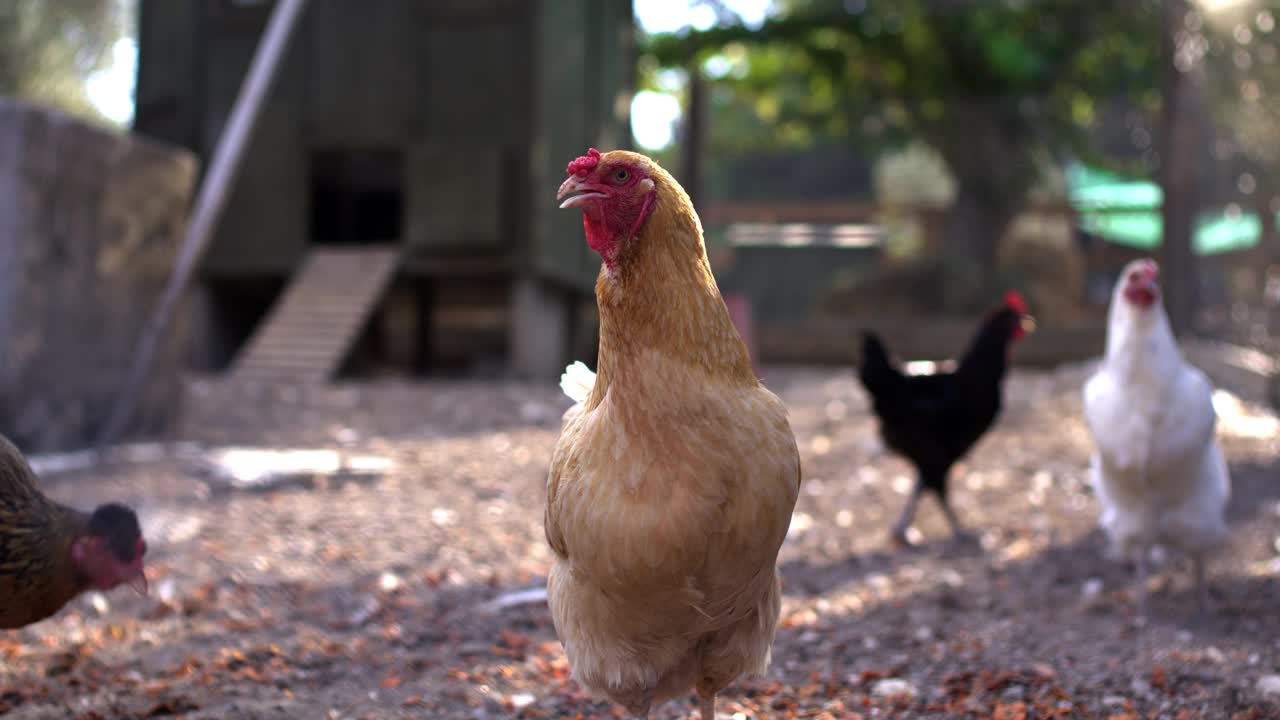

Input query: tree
[646,0,1162,293]
[0,0,125,124]
[1201,2,1280,261]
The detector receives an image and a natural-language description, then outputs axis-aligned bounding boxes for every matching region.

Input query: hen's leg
[933,474,975,544]
[890,478,924,546]
[939,495,973,542]
[1193,554,1210,616]
[1135,548,1150,620]
[698,691,716,719]
[620,687,653,718]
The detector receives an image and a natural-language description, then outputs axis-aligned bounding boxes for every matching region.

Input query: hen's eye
[613,168,629,182]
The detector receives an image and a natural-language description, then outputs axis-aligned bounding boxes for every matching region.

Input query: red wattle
[583,211,610,253]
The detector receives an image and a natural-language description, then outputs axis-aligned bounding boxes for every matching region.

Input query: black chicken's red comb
[1004,290,1028,314]
[567,148,601,176]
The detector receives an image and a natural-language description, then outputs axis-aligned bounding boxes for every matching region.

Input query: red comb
[567,148,601,176]
[1004,290,1028,313]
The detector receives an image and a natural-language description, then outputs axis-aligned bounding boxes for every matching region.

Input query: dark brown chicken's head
[72,503,147,595]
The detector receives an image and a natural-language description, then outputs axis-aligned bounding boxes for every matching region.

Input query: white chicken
[1083,258,1230,615]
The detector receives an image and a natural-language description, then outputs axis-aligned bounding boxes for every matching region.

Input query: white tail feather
[560,361,596,404]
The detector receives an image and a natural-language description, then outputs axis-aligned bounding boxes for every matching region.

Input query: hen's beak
[557,176,607,209]
[127,570,149,596]
[1020,314,1037,334]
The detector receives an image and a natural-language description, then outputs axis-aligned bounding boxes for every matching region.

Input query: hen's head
[1004,290,1034,342]
[993,289,1035,343]
[1120,258,1160,310]
[72,503,147,595]
[557,148,661,269]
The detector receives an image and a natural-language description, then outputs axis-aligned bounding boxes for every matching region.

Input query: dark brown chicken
[0,435,147,628]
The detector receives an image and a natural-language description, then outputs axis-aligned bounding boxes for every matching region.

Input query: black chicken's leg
[930,470,977,544]
[937,490,974,542]
[890,477,925,546]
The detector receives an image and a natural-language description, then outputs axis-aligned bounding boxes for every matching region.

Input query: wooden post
[98,0,309,447]
[682,66,706,209]
[1158,0,1200,336]
[509,275,569,381]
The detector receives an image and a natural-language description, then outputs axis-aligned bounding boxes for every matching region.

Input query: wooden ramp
[230,246,400,383]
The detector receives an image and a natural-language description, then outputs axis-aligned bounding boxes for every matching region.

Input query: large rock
[0,99,197,451]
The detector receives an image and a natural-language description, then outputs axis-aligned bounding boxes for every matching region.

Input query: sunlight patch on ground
[1212,389,1280,439]
[787,511,814,538]
[200,447,395,486]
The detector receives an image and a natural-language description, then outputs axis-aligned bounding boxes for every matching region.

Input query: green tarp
[1066,163,1274,256]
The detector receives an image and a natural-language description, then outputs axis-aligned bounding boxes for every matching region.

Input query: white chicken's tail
[560,361,596,404]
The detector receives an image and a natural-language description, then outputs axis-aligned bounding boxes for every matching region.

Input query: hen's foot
[889,526,917,550]
[698,692,716,719]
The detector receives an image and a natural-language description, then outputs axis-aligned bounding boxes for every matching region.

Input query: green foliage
[0,0,125,124]
[644,0,1170,272]
[646,0,1162,163]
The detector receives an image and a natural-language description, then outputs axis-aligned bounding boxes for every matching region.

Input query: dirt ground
[3,365,1280,719]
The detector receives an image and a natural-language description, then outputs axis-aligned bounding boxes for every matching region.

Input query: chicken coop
[134,0,633,381]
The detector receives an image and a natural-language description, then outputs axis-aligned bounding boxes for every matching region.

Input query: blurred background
[1,0,1279,448]
[6,5,1280,718]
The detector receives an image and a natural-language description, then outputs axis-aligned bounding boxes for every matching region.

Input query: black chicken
[858,291,1034,546]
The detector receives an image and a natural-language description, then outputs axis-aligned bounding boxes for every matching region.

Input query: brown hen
[547,149,801,719]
